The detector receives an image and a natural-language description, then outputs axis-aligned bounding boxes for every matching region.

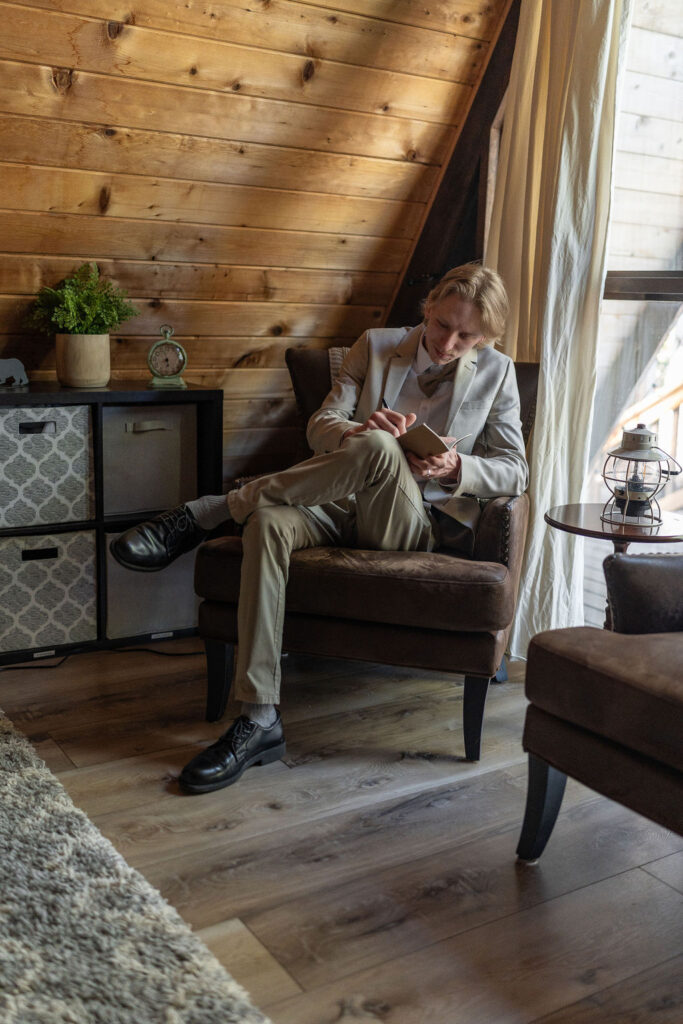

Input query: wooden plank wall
[0,0,509,482]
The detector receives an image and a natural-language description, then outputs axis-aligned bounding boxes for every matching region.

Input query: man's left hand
[406,437,461,484]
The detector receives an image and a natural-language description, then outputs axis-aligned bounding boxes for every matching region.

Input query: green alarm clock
[147,325,187,388]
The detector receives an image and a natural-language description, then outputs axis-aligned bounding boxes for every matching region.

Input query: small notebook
[397,423,449,458]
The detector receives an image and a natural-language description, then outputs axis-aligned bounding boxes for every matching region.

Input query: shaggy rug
[0,713,271,1024]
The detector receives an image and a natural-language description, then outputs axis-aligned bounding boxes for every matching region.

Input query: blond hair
[421,263,509,346]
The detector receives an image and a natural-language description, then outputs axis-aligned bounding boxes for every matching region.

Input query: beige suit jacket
[306,325,529,533]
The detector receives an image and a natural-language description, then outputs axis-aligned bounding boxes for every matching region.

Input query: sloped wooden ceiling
[0,0,512,481]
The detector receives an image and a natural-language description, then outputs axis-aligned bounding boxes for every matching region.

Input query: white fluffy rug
[0,713,271,1024]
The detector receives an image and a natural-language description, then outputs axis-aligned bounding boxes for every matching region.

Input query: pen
[448,432,471,450]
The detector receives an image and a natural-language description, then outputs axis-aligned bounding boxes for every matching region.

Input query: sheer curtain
[485,0,633,657]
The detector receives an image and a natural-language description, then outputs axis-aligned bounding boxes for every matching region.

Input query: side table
[545,502,683,626]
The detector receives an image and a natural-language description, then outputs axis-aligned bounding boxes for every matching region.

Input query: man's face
[422,294,486,365]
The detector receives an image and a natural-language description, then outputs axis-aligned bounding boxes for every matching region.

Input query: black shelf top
[0,381,223,405]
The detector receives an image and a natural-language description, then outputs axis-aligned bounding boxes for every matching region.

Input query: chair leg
[516,753,568,861]
[463,675,490,761]
[204,639,235,722]
[493,655,508,683]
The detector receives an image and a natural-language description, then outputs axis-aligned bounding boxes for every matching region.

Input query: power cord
[0,654,72,671]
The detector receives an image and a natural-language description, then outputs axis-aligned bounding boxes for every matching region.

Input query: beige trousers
[226,430,435,702]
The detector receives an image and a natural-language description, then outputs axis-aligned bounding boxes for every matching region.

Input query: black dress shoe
[110,504,208,572]
[179,715,286,794]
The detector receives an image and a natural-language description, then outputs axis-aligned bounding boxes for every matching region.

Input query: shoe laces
[158,505,194,534]
[216,716,256,752]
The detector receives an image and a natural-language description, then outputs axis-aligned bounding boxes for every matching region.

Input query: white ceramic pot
[55,334,111,388]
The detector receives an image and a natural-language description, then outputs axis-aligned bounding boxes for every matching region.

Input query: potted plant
[26,263,138,387]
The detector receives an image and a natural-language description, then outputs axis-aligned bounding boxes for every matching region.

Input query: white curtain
[485,0,633,657]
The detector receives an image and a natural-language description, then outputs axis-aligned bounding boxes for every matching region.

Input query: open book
[397,423,450,458]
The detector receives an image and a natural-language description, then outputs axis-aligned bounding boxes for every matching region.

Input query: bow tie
[417,359,459,398]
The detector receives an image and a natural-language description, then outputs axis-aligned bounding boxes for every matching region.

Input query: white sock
[241,702,277,728]
[185,494,232,530]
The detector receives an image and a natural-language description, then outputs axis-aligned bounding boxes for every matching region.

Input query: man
[111,263,528,794]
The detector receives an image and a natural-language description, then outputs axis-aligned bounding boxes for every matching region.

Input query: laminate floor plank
[3,644,677,1021]
[3,667,206,743]
[30,735,77,773]
[47,697,216,767]
[27,656,489,768]
[528,955,683,1023]
[642,850,683,894]
[243,798,683,989]
[136,766,603,930]
[195,918,302,1006]
[0,640,205,707]
[265,871,683,1023]
[55,742,289,817]
[89,688,528,871]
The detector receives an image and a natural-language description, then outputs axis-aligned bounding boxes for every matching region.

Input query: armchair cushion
[195,538,515,633]
[525,626,683,772]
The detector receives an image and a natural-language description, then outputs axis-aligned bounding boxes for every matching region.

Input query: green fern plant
[27,263,138,335]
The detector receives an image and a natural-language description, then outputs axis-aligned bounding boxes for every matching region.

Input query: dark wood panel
[387,0,520,326]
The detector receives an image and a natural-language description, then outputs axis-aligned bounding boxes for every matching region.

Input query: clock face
[149,341,186,377]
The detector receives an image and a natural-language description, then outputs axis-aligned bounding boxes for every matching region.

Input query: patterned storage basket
[0,405,94,528]
[0,531,97,654]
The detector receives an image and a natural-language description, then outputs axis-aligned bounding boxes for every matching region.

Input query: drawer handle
[125,420,172,433]
[22,547,59,561]
[19,420,57,434]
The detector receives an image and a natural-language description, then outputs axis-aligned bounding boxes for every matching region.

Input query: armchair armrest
[473,494,529,568]
[603,553,683,634]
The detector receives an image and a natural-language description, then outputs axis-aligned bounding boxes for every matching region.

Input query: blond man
[112,264,528,793]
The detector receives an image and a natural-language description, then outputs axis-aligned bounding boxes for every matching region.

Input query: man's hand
[343,409,416,441]
[406,436,461,484]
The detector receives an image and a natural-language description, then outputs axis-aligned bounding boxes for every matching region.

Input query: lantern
[601,422,681,525]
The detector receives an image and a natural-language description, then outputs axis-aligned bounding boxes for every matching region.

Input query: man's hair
[421,263,509,346]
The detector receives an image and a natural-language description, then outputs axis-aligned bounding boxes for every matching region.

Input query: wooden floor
[1,640,682,1023]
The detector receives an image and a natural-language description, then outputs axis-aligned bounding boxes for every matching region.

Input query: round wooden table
[545,503,683,628]
[545,503,683,554]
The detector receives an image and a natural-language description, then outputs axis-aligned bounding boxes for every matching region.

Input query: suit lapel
[381,325,423,407]
[445,347,478,434]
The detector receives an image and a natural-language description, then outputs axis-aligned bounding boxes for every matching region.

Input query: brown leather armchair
[194,349,538,761]
[517,552,683,860]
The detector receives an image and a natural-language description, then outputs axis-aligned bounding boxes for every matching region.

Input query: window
[582,0,683,626]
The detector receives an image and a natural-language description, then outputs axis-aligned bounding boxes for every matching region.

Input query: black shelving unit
[0,382,223,666]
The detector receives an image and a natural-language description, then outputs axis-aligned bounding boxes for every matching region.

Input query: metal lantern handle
[652,447,682,479]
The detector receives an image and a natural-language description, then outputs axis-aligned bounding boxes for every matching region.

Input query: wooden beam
[386,0,520,327]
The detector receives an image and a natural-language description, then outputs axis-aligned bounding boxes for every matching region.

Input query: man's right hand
[342,410,416,442]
